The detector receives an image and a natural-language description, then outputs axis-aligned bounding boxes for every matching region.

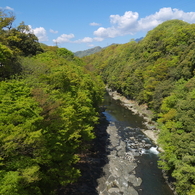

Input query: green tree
[0,10,43,80]
[0,80,43,194]
[0,54,104,194]
[6,22,43,56]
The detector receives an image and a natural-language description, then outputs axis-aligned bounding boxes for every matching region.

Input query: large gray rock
[128,175,142,187]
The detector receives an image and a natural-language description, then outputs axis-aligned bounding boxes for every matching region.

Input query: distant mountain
[74,38,143,58]
[74,46,102,57]
[135,37,144,42]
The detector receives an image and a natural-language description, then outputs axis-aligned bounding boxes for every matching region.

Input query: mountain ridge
[74,37,143,57]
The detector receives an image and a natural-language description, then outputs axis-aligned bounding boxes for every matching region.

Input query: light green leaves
[0,44,104,194]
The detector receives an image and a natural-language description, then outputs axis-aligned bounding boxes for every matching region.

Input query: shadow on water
[60,110,111,195]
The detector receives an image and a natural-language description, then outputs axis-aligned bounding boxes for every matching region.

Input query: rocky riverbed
[106,88,176,194]
[106,88,160,147]
[96,121,142,195]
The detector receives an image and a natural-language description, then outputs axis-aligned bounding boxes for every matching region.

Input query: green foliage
[57,47,74,59]
[6,22,43,56]
[0,80,43,194]
[158,78,195,194]
[0,10,43,80]
[83,20,195,194]
[84,20,195,111]
[0,8,104,195]
[0,46,104,194]
[0,43,13,62]
[0,9,15,35]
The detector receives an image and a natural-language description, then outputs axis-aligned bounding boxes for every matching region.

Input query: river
[98,92,174,195]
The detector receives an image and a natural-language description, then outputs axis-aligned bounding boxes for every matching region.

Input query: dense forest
[83,19,195,195]
[0,10,104,194]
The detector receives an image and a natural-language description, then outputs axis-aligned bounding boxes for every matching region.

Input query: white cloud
[94,8,195,39]
[94,11,139,38]
[74,36,104,43]
[53,33,75,43]
[29,25,48,42]
[0,6,14,11]
[33,27,48,42]
[50,29,58,34]
[94,27,120,38]
[90,22,101,26]
[53,34,103,45]
[93,37,104,42]
[137,7,193,31]
[5,6,14,11]
[74,37,93,43]
[110,11,139,29]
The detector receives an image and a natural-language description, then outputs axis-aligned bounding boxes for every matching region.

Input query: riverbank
[106,88,161,150]
[106,88,179,194]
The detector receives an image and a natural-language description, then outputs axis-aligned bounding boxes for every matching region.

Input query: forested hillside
[74,46,102,57]
[83,19,195,195]
[0,10,104,194]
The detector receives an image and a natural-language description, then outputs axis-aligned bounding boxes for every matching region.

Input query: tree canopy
[0,10,104,194]
[83,19,195,195]
[0,10,43,80]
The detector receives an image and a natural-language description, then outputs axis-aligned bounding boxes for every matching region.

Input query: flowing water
[101,92,174,195]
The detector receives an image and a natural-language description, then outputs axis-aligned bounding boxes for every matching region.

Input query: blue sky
[1,0,195,52]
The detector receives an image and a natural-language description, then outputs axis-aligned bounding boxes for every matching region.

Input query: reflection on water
[102,92,174,195]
